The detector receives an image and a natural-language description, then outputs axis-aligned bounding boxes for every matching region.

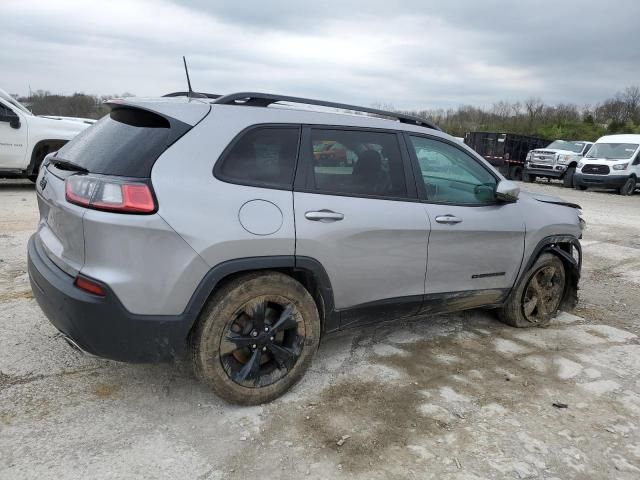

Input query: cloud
[1,0,639,108]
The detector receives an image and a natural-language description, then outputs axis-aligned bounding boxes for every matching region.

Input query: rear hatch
[34,99,210,275]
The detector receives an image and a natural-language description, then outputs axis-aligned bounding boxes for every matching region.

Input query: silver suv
[27,92,584,404]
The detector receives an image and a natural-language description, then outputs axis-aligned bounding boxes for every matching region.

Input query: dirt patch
[93,382,121,399]
[226,313,639,478]
[0,290,33,303]
[0,371,44,391]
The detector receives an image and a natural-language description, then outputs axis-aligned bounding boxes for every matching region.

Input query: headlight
[557,154,574,165]
[577,161,584,169]
[612,163,628,170]
[526,152,532,161]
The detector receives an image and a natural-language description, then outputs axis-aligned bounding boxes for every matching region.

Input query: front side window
[0,103,12,117]
[309,129,407,198]
[409,136,497,205]
[217,127,299,188]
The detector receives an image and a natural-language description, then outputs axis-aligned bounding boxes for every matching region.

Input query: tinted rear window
[55,107,189,177]
[215,127,300,189]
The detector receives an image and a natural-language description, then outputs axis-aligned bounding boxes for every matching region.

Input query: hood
[531,149,578,156]
[524,191,581,209]
[40,115,96,125]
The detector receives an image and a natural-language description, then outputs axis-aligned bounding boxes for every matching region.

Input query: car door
[0,102,28,169]
[630,149,640,179]
[294,127,430,327]
[405,134,525,311]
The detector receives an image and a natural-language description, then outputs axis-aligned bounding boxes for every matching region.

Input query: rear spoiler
[104,98,211,126]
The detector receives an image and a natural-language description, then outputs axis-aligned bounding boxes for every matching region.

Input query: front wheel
[574,185,587,191]
[191,272,320,405]
[509,165,523,181]
[618,177,636,196]
[498,253,566,328]
[562,166,576,188]
[522,172,536,183]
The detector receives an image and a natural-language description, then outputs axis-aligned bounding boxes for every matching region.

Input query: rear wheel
[562,166,576,188]
[618,177,636,196]
[498,253,566,328]
[192,272,320,405]
[522,172,536,183]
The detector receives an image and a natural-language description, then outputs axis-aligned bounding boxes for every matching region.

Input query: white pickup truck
[0,88,94,181]
[523,139,594,188]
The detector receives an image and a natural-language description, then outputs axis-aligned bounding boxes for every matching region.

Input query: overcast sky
[2,0,639,109]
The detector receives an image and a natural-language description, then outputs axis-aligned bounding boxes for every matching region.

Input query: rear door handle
[435,214,462,224]
[305,210,344,222]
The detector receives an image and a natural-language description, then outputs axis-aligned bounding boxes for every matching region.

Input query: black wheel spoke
[222,299,305,388]
[234,348,262,383]
[251,300,267,331]
[271,304,297,333]
[225,332,255,349]
[267,342,298,370]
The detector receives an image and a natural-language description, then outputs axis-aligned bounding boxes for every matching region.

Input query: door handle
[305,210,344,222]
[435,214,462,224]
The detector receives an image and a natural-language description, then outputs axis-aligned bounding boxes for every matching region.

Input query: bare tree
[524,97,544,125]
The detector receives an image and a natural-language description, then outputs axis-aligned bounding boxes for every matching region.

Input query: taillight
[65,174,156,214]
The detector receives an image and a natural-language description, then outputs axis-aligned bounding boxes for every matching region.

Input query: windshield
[0,88,32,115]
[546,140,585,153]
[585,143,639,160]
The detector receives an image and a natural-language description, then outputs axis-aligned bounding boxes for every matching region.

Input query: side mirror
[496,180,520,202]
[0,110,21,129]
[8,111,21,129]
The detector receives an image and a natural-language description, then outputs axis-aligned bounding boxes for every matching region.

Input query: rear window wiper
[49,158,89,173]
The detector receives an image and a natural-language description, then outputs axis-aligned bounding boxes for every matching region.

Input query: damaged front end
[546,238,582,311]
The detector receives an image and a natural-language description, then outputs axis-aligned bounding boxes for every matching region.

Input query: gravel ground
[1,178,639,479]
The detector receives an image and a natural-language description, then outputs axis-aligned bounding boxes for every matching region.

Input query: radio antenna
[183,56,193,98]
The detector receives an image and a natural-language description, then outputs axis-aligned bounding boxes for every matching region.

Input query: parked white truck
[523,140,594,188]
[0,88,94,181]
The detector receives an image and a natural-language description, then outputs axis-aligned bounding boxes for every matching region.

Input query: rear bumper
[574,173,629,189]
[27,235,192,362]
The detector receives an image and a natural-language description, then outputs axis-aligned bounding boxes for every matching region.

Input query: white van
[574,134,640,195]
[0,88,94,181]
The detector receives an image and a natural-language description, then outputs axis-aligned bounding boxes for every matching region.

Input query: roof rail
[212,92,441,131]
[163,91,221,99]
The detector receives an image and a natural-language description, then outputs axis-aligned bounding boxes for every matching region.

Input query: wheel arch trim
[28,139,68,174]
[184,255,338,335]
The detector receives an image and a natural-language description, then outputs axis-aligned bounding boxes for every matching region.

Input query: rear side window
[308,129,407,198]
[55,107,189,178]
[216,127,299,189]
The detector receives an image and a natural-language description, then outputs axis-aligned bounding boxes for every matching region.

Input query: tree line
[391,86,640,140]
[15,86,640,141]
[14,90,134,120]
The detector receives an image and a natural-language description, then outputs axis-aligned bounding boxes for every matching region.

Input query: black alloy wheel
[220,299,304,387]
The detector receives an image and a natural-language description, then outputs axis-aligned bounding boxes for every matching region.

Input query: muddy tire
[498,253,566,328]
[509,165,523,181]
[562,166,575,188]
[191,272,320,405]
[522,172,536,183]
[618,176,636,196]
